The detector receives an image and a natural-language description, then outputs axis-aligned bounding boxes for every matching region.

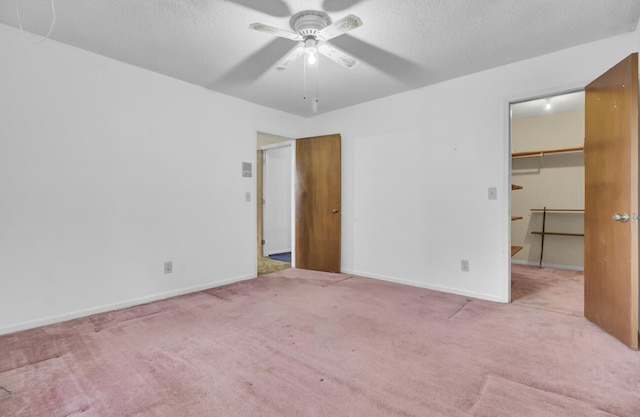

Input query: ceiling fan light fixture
[307,48,317,65]
[305,38,318,65]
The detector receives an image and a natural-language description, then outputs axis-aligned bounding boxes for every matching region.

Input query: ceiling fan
[249,10,363,71]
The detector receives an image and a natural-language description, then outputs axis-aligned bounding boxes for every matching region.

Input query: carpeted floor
[511,263,584,316]
[1,265,638,416]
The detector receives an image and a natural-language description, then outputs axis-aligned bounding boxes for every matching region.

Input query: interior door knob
[332,208,340,214]
[612,213,629,222]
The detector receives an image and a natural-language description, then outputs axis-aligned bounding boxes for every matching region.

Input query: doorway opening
[256,132,293,276]
[509,90,585,314]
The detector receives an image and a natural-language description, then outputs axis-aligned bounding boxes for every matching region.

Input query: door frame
[255,130,297,274]
[504,84,586,302]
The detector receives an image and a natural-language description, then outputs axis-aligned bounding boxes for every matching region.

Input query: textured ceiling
[1,0,639,117]
[512,91,584,119]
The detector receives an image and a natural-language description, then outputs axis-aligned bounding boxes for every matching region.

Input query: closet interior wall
[511,109,585,270]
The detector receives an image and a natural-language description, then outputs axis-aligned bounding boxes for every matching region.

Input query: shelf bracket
[539,207,547,267]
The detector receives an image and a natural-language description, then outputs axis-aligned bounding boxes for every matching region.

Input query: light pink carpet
[1,265,638,416]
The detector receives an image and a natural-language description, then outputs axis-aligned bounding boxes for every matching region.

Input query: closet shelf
[511,185,523,257]
[512,146,584,159]
[531,207,584,266]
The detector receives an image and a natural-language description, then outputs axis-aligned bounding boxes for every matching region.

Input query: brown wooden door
[584,53,639,349]
[295,134,341,272]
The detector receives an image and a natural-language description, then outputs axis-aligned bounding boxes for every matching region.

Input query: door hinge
[261,240,265,245]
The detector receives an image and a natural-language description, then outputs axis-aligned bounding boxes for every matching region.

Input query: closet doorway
[509,91,585,313]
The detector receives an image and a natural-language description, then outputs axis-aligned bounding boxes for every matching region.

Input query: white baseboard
[341,268,508,303]
[511,260,584,271]
[0,273,256,336]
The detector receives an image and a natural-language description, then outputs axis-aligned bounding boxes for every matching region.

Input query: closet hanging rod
[512,146,584,159]
[530,208,584,212]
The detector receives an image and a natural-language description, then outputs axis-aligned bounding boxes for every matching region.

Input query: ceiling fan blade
[318,44,358,69]
[249,23,303,42]
[330,35,424,87]
[317,14,363,41]
[276,46,305,71]
[211,38,295,87]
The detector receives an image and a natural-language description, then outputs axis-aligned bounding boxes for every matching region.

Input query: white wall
[306,32,638,303]
[0,24,305,334]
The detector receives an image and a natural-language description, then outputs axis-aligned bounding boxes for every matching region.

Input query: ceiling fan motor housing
[291,11,331,39]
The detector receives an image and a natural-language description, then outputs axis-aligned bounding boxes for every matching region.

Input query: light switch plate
[461,259,470,272]
[488,187,497,200]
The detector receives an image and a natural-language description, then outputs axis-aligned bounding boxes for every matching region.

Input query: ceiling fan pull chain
[16,0,57,44]
[313,59,319,113]
[303,52,307,102]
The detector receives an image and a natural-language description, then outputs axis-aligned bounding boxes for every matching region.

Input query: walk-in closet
[511,91,585,270]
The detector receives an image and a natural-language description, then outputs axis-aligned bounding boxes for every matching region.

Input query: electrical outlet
[460,259,470,272]
[164,261,173,274]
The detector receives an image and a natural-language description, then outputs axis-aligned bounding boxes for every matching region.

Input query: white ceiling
[511,91,584,119]
[2,1,639,117]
